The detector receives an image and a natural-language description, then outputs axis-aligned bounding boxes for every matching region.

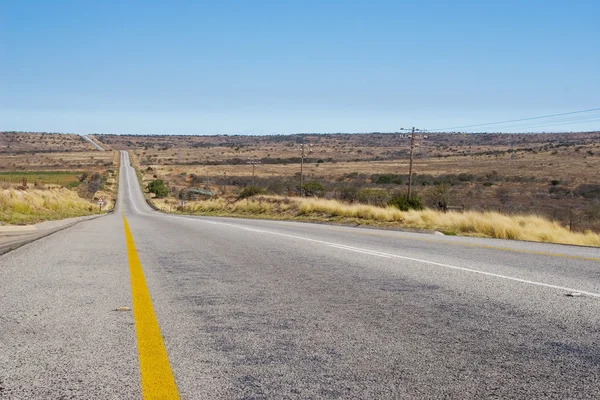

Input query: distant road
[81,134,105,151]
[1,150,599,399]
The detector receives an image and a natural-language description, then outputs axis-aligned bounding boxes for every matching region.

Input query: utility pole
[408,127,416,199]
[248,156,260,186]
[299,143,312,196]
[400,127,426,200]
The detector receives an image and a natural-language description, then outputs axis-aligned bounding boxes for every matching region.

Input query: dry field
[0,132,115,172]
[0,133,120,224]
[0,131,97,153]
[0,150,115,171]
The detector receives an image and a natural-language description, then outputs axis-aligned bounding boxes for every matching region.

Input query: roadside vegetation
[107,132,600,245]
[152,195,600,247]
[0,187,102,225]
[0,145,120,225]
[120,130,600,234]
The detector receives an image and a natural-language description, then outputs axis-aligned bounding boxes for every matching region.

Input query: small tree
[426,183,450,211]
[88,172,103,194]
[148,179,169,198]
[301,180,326,197]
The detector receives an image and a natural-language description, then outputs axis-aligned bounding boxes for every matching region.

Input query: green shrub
[147,179,169,198]
[388,193,424,211]
[375,175,392,184]
[373,174,404,185]
[301,180,326,197]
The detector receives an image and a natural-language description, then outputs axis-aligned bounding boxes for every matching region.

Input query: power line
[464,114,600,132]
[428,107,600,132]
[500,117,600,132]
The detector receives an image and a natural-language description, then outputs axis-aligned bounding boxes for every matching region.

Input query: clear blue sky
[1,1,599,134]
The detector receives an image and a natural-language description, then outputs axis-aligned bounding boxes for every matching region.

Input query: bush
[88,172,103,194]
[373,174,404,185]
[425,183,450,210]
[375,175,392,184]
[301,180,326,197]
[356,188,390,207]
[147,179,169,198]
[237,186,265,200]
[388,192,424,211]
[573,184,600,199]
[338,186,360,202]
[457,173,475,182]
[266,182,286,195]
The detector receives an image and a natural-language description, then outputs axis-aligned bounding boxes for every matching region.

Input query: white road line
[176,217,600,298]
[123,176,599,298]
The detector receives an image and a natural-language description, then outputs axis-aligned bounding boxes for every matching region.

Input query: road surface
[81,135,105,151]
[1,151,599,399]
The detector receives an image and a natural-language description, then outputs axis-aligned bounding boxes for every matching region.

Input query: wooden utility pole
[407,127,416,199]
[299,143,312,196]
[248,156,260,186]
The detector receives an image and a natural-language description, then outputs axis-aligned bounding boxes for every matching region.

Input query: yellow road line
[123,215,180,400]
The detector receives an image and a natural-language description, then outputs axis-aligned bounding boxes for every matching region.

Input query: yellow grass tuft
[0,187,100,225]
[155,195,600,247]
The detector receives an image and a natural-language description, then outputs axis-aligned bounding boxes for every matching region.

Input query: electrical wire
[458,114,600,132]
[428,107,600,132]
[498,117,600,132]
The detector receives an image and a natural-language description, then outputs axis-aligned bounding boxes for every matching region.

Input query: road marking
[326,228,600,263]
[325,243,600,298]
[154,213,600,263]
[185,219,600,298]
[123,215,180,400]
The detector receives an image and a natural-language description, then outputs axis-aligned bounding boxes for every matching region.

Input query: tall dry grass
[154,195,600,247]
[0,187,99,225]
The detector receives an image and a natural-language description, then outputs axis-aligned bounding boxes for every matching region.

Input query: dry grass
[149,152,600,186]
[0,151,116,172]
[0,132,97,153]
[153,195,600,247]
[0,187,101,225]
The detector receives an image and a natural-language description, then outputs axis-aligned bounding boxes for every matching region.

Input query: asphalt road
[81,135,105,151]
[1,151,599,399]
